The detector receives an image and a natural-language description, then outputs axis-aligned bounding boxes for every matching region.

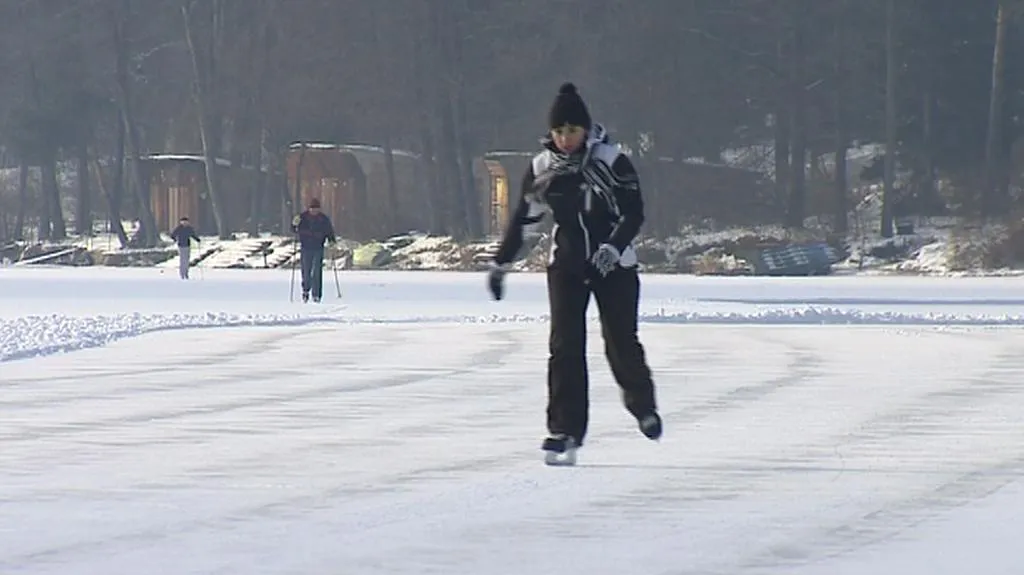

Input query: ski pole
[197,240,204,281]
[289,238,298,302]
[332,251,342,299]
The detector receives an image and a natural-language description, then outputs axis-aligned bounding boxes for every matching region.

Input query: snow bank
[337,308,1024,327]
[0,311,343,363]
[4,306,1022,363]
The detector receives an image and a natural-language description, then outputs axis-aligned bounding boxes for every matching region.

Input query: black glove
[487,262,507,300]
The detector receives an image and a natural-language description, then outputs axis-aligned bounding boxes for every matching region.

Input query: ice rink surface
[3,267,1024,574]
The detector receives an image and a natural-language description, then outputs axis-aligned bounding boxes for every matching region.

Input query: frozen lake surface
[2,267,1023,574]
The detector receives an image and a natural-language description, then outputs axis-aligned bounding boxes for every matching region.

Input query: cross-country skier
[169,216,200,280]
[486,82,662,465]
[291,197,337,302]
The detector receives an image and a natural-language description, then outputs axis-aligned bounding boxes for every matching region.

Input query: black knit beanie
[547,82,592,130]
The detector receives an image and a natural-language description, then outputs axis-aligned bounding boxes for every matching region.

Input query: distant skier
[486,82,662,465]
[291,197,337,302]
[169,216,200,280]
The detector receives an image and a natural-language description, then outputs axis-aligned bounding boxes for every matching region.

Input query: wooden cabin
[479,152,533,237]
[332,144,429,235]
[285,144,368,238]
[144,154,254,235]
[480,159,510,237]
[285,142,427,240]
[471,157,512,237]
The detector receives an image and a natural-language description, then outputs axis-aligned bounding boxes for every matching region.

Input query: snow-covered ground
[2,267,1024,574]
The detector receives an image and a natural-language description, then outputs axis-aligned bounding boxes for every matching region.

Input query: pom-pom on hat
[547,82,592,130]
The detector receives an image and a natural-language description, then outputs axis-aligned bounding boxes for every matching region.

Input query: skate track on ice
[3,268,1024,574]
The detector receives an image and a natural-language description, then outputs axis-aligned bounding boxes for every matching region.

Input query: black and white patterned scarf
[536,123,633,217]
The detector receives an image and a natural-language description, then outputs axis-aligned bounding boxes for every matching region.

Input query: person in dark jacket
[169,216,201,280]
[487,82,661,463]
[291,197,337,302]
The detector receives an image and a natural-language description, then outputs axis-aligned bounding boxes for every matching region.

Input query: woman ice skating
[487,82,662,465]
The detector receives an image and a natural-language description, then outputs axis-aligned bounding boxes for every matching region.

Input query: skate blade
[544,448,577,467]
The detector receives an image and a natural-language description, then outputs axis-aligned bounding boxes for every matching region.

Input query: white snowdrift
[5,307,1022,364]
[0,311,344,363]
[339,308,1024,327]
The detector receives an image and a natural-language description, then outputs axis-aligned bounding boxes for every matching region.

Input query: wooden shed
[480,151,535,238]
[474,157,514,237]
[334,144,429,235]
[144,154,252,235]
[286,142,428,240]
[285,143,368,239]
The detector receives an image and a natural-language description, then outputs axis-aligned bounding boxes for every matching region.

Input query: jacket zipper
[578,212,592,259]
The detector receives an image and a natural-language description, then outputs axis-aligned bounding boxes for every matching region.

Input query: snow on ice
[0,311,345,363]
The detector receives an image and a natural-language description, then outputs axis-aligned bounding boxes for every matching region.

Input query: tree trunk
[382,135,399,234]
[773,39,791,214]
[834,130,849,235]
[368,0,399,235]
[248,126,266,235]
[984,0,1010,215]
[76,142,93,236]
[446,0,481,238]
[89,155,130,249]
[112,110,126,234]
[293,143,306,213]
[248,0,276,235]
[785,13,807,229]
[42,155,66,240]
[833,4,849,235]
[121,108,156,244]
[920,89,936,210]
[430,1,464,236]
[437,109,463,236]
[183,1,229,239]
[113,0,158,246]
[37,165,50,241]
[881,0,896,238]
[15,162,27,240]
[268,149,290,233]
[412,22,443,233]
[26,60,65,241]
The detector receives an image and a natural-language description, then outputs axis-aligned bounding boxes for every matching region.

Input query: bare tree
[182,0,229,239]
[880,0,896,238]
[113,0,159,246]
[984,0,1012,214]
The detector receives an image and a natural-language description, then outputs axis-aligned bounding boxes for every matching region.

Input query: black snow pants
[300,248,325,299]
[546,265,657,444]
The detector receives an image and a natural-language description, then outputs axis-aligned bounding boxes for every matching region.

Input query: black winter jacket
[292,210,337,251]
[493,124,644,275]
[170,223,200,248]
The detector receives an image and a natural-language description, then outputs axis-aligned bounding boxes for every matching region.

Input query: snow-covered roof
[288,142,420,159]
[483,151,535,158]
[140,154,232,168]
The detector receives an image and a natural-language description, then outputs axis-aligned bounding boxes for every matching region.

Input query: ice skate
[638,412,662,441]
[541,434,579,466]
